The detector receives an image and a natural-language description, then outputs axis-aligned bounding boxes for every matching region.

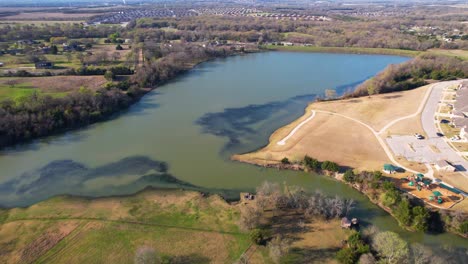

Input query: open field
[235,86,430,171]
[427,49,468,61]
[384,116,425,137]
[236,112,390,171]
[0,189,250,264]
[274,215,347,264]
[314,86,429,131]
[264,45,421,57]
[0,76,107,101]
[247,209,348,264]
[265,45,468,61]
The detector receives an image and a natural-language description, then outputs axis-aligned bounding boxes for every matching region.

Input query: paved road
[421,81,468,175]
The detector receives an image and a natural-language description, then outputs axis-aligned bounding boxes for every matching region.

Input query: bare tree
[255,181,281,211]
[325,89,337,99]
[358,253,376,264]
[112,51,121,61]
[268,236,291,264]
[239,206,262,231]
[409,244,433,264]
[372,232,409,264]
[134,246,161,264]
[65,52,72,62]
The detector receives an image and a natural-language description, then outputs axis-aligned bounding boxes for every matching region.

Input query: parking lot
[386,135,451,163]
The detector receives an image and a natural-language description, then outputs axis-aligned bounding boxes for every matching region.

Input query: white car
[414,133,424,140]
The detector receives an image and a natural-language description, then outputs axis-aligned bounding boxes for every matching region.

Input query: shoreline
[232,92,467,238]
[262,44,421,57]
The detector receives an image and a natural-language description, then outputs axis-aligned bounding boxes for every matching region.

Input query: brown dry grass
[0,76,107,93]
[394,156,428,173]
[235,85,430,172]
[434,171,468,193]
[91,44,131,60]
[451,198,468,212]
[312,85,430,131]
[383,116,425,137]
[0,190,248,264]
[0,221,81,264]
[236,112,390,171]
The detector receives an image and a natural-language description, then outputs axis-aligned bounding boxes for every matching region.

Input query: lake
[0,52,466,250]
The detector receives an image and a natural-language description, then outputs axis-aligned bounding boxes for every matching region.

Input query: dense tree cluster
[0,89,135,148]
[130,16,467,50]
[341,169,431,232]
[350,54,468,96]
[0,24,122,42]
[240,181,355,233]
[131,43,238,87]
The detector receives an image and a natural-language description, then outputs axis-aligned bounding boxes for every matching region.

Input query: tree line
[129,16,467,50]
[0,88,137,148]
[349,54,468,97]
[0,24,122,42]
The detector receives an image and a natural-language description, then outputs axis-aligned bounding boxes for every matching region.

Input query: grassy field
[0,189,250,263]
[263,44,421,57]
[0,76,107,101]
[265,45,468,61]
[427,49,468,60]
[234,85,430,171]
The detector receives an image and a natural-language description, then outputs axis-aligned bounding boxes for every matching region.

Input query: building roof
[383,164,396,170]
[435,160,451,168]
[453,117,468,128]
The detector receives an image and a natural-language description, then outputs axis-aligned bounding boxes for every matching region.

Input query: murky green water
[0,52,466,251]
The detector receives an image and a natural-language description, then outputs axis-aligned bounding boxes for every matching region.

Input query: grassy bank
[263,44,421,57]
[0,189,250,263]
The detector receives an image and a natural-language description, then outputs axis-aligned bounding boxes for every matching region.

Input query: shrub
[104,70,115,81]
[343,170,355,183]
[304,155,320,170]
[336,247,357,264]
[249,228,271,245]
[411,206,429,231]
[459,221,468,234]
[281,157,290,165]
[321,161,340,172]
[394,199,412,226]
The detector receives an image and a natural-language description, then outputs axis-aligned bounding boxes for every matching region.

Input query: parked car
[414,133,424,140]
[436,132,444,137]
[450,135,461,141]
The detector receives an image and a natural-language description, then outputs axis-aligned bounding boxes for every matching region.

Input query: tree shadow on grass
[282,247,340,264]
[169,254,211,264]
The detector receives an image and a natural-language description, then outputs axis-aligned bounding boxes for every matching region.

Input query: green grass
[0,190,250,263]
[1,190,250,263]
[427,49,468,61]
[0,83,36,101]
[0,84,68,102]
[263,44,421,57]
[35,222,249,264]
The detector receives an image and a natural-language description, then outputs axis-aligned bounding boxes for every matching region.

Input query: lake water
[0,52,466,251]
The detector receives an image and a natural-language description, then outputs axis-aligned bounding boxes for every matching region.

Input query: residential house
[35,61,54,69]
